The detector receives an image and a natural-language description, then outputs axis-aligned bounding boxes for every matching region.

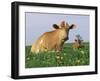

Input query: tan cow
[31,21,76,53]
[72,39,84,49]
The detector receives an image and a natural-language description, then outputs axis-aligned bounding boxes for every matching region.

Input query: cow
[72,39,84,49]
[31,21,76,53]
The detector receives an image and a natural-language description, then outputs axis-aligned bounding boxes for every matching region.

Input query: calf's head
[53,21,76,41]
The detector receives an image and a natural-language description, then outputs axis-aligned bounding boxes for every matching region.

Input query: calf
[72,39,84,49]
[31,21,76,53]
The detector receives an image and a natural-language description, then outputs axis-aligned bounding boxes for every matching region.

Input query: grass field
[25,43,89,68]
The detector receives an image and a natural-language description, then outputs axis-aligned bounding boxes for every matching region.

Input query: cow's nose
[64,37,69,41]
[66,37,69,40]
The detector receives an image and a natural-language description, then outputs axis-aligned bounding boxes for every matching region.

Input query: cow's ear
[69,24,76,29]
[53,24,59,29]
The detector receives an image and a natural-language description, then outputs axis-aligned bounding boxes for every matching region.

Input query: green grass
[25,43,89,68]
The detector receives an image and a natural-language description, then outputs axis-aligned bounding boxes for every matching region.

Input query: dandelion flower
[80,50,85,54]
[64,53,66,55]
[27,57,30,60]
[61,57,63,60]
[56,56,60,59]
[76,60,80,63]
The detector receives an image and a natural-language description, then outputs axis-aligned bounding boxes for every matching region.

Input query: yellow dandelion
[27,57,30,60]
[82,60,85,64]
[76,60,80,63]
[80,50,85,54]
[64,53,66,55]
[61,57,63,60]
[56,56,60,59]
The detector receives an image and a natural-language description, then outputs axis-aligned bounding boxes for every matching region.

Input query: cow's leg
[56,40,64,52]
[60,41,65,51]
[55,42,63,52]
[56,46,61,52]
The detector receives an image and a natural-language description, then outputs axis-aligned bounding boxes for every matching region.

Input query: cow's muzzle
[64,37,69,41]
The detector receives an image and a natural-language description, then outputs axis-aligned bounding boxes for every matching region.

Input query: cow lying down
[31,21,76,53]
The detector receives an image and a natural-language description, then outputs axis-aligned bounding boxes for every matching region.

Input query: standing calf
[31,21,76,53]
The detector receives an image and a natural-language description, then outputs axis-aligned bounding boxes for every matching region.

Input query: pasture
[25,43,89,68]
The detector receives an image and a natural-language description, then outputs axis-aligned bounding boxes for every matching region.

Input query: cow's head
[53,21,76,41]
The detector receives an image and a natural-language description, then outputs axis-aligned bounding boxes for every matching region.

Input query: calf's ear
[69,24,76,29]
[53,24,59,29]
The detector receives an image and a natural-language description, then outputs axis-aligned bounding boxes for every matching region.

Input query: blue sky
[25,12,89,45]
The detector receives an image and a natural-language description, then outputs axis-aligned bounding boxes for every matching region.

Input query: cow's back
[39,30,59,50]
[31,29,66,53]
[31,30,59,53]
